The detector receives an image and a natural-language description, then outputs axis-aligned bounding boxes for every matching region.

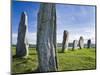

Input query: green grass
[12,47,38,74]
[57,48,96,71]
[11,47,96,74]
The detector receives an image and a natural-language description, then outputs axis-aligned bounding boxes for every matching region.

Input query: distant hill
[12,43,96,48]
[57,43,96,48]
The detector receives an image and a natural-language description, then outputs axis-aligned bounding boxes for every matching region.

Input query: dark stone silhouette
[16,12,29,58]
[62,30,69,52]
[87,39,91,48]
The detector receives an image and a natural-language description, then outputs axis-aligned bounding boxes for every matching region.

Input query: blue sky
[12,1,96,44]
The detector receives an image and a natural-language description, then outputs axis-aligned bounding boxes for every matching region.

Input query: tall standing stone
[16,12,29,58]
[62,30,69,52]
[72,40,78,50]
[87,39,91,48]
[37,3,57,72]
[79,36,84,49]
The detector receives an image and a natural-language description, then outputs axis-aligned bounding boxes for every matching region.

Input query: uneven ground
[11,47,96,74]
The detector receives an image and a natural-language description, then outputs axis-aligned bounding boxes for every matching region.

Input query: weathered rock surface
[37,3,57,72]
[79,36,84,49]
[72,40,78,50]
[16,12,29,58]
[62,30,69,52]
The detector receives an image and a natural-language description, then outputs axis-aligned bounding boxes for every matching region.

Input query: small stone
[72,40,78,50]
[79,36,84,49]
[62,30,69,52]
[87,39,91,48]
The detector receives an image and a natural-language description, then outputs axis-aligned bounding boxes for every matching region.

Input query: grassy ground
[11,47,96,74]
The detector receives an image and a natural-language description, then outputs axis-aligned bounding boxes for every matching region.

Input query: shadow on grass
[12,68,60,75]
[12,55,17,58]
[12,68,40,75]
[25,68,39,73]
[58,49,75,53]
[13,55,27,59]
[58,51,64,53]
[29,52,37,55]
[12,55,27,60]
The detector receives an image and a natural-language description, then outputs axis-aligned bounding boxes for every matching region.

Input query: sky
[12,1,96,45]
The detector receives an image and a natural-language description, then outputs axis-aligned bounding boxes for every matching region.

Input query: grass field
[11,47,96,74]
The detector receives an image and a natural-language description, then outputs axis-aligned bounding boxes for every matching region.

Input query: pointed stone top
[80,36,83,40]
[21,12,27,18]
[22,11,27,15]
[64,30,68,34]
[20,11,27,25]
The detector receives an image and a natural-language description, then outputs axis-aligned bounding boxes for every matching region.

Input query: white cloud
[12,33,17,45]
[57,26,95,44]
[12,27,95,45]
[12,32,37,45]
[27,32,37,44]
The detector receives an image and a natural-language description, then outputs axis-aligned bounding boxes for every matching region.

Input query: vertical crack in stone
[37,3,57,72]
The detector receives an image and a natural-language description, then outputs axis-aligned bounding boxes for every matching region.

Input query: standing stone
[62,30,69,52]
[79,36,84,49]
[87,39,91,48]
[72,40,78,50]
[37,3,57,72]
[16,12,29,58]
